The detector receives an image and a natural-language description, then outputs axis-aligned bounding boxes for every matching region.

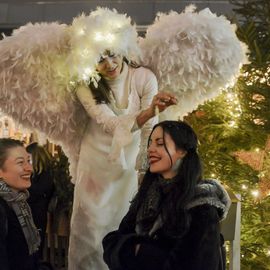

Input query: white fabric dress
[68,63,158,270]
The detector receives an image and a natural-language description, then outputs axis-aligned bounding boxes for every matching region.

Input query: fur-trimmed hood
[186,179,231,221]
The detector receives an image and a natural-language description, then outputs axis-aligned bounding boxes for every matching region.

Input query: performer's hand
[136,92,177,127]
[151,92,178,115]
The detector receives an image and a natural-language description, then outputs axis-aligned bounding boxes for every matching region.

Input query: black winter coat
[0,198,38,270]
[103,179,230,270]
[27,169,55,259]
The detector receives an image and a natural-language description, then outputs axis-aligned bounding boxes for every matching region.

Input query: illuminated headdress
[68,7,141,85]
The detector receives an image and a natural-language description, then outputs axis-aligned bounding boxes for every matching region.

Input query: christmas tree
[185,0,270,269]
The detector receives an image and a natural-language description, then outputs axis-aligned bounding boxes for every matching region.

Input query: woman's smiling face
[0,146,33,191]
[96,52,123,80]
[147,126,186,179]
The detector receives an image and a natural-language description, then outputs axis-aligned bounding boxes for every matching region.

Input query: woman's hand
[150,92,178,115]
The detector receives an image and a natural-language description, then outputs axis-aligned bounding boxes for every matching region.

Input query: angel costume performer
[0,5,248,270]
[71,64,160,269]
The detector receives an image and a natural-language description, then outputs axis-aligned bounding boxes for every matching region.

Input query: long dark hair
[0,138,24,169]
[88,57,139,104]
[26,143,53,176]
[134,121,202,236]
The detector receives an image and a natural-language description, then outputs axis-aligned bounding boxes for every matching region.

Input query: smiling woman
[103,121,231,270]
[147,125,187,179]
[0,138,40,270]
[0,143,32,191]
[96,52,123,80]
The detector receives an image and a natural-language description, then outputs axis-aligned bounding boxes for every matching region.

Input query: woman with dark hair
[26,143,55,262]
[103,121,231,270]
[0,138,40,270]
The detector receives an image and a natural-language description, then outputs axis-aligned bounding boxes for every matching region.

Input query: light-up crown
[68,7,141,84]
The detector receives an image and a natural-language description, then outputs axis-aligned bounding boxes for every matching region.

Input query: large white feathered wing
[0,22,88,182]
[139,5,249,118]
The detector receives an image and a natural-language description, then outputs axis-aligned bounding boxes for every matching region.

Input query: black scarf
[135,175,176,236]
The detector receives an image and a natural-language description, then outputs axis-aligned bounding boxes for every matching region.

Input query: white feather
[0,22,88,181]
[139,6,249,119]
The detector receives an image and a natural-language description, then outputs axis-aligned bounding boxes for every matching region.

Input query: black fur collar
[186,179,231,221]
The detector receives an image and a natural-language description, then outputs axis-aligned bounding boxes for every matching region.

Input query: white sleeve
[134,68,158,173]
[76,84,140,161]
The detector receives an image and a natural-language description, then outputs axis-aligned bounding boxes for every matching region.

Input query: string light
[94,32,103,41]
[224,90,242,128]
[82,67,93,81]
[242,67,270,85]
[94,32,115,43]
[226,93,233,100]
[77,28,85,36]
[242,184,248,190]
[251,190,259,198]
[228,120,236,127]
[106,33,115,43]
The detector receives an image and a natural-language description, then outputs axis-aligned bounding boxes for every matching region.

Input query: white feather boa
[139,5,249,118]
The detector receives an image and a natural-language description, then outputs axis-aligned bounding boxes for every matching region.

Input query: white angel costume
[70,63,158,269]
[0,5,248,270]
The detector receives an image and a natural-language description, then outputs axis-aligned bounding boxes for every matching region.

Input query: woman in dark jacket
[26,142,55,261]
[0,138,40,270]
[103,120,231,270]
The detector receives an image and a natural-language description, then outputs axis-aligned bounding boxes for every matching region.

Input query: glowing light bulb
[77,28,85,36]
[106,33,115,43]
[228,120,236,127]
[116,23,123,28]
[260,78,266,83]
[94,32,103,41]
[251,190,259,198]
[84,67,92,74]
[241,184,248,190]
[211,173,216,178]
[69,80,76,87]
[82,67,93,80]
